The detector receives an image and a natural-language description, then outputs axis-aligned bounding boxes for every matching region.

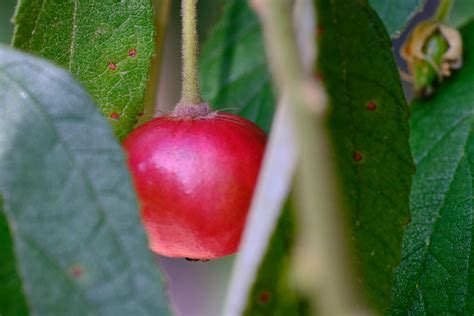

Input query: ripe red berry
[123,109,266,259]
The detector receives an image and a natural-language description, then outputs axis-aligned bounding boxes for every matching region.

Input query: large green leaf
[0,197,28,316]
[199,0,275,133]
[316,0,414,311]
[368,0,424,37]
[0,46,170,315]
[12,0,156,140]
[390,21,474,315]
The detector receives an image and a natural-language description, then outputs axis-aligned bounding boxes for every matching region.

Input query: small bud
[400,22,463,98]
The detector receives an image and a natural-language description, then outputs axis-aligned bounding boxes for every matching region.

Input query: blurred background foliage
[0,0,15,43]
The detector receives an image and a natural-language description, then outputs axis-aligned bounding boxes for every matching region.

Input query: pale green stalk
[255,0,370,314]
[435,0,454,22]
[180,0,203,104]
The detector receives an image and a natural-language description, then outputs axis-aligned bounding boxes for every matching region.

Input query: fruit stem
[179,0,203,105]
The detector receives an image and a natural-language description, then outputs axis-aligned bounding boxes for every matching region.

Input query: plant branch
[179,0,203,105]
[255,0,369,314]
[434,0,453,22]
[140,0,172,125]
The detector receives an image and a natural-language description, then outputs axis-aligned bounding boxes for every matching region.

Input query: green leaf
[316,0,414,311]
[199,0,275,133]
[450,0,474,27]
[12,0,156,140]
[243,200,310,316]
[390,21,474,315]
[0,197,29,316]
[0,45,170,315]
[368,0,423,37]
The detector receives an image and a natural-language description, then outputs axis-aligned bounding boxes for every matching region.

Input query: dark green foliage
[316,0,414,311]
[0,0,15,43]
[199,0,275,133]
[0,197,29,316]
[390,21,474,315]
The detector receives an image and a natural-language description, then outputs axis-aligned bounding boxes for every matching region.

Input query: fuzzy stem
[179,0,203,105]
[434,0,453,22]
[256,0,369,314]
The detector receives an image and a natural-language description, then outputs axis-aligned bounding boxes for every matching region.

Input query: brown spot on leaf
[366,101,377,111]
[353,151,363,162]
[314,72,323,81]
[317,25,325,37]
[70,266,83,278]
[258,290,271,304]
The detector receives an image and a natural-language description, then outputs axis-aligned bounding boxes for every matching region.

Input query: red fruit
[123,109,266,259]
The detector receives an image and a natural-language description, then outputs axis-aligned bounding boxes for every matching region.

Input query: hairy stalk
[434,0,454,22]
[256,0,369,315]
[140,0,172,125]
[179,0,203,105]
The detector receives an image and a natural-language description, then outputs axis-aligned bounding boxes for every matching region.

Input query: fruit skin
[123,112,267,259]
